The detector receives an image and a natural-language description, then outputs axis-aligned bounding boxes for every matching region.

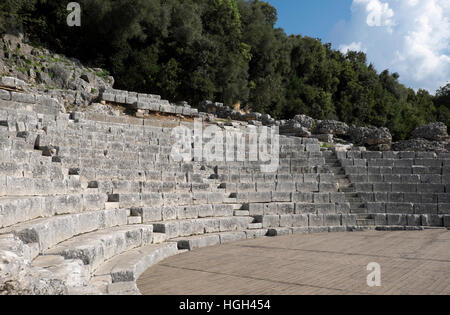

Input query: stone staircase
[324,151,374,227]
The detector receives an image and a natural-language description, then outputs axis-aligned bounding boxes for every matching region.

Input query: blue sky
[267,0,353,41]
[266,0,450,93]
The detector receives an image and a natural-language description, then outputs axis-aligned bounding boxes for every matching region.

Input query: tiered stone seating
[101,88,199,117]
[1,83,449,295]
[337,150,450,228]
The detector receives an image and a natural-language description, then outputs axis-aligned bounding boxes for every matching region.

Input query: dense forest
[1,0,449,140]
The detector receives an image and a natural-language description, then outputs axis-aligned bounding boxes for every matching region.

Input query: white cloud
[339,41,366,53]
[329,0,450,93]
[354,0,395,29]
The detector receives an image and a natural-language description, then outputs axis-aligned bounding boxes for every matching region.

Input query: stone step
[350,203,367,209]
[92,242,179,293]
[231,203,247,210]
[267,225,348,237]
[248,223,263,230]
[32,255,90,288]
[356,214,373,219]
[127,216,142,225]
[173,229,268,251]
[43,225,154,272]
[234,210,250,216]
[152,232,168,244]
[223,197,238,204]
[151,216,254,239]
[0,208,127,253]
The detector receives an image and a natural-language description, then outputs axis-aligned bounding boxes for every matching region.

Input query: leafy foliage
[1,0,446,140]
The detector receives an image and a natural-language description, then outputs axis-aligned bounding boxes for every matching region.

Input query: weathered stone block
[421,214,443,227]
[292,192,313,203]
[342,214,357,226]
[308,214,324,227]
[324,214,341,226]
[0,89,11,101]
[438,204,450,215]
[414,204,437,214]
[315,203,335,214]
[213,204,233,217]
[444,216,450,228]
[272,192,291,202]
[387,214,407,226]
[177,235,220,250]
[386,203,413,214]
[406,215,421,226]
[255,215,280,228]
[161,206,177,220]
[367,202,386,213]
[277,203,295,214]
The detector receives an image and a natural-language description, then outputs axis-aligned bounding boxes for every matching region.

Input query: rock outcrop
[0,235,67,295]
[348,126,392,151]
[392,139,450,152]
[0,32,113,108]
[412,122,448,141]
[315,120,349,136]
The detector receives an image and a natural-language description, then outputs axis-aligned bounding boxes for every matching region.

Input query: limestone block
[178,220,200,237]
[207,192,224,204]
[295,203,316,214]
[0,76,16,87]
[341,214,357,226]
[315,204,336,214]
[308,214,324,227]
[161,206,177,221]
[386,203,413,214]
[444,216,450,228]
[417,184,445,193]
[219,217,249,232]
[421,214,443,227]
[438,204,450,215]
[297,183,318,192]
[367,202,386,213]
[267,227,292,237]
[330,193,346,203]
[176,206,197,220]
[0,89,11,100]
[388,193,404,203]
[254,215,279,228]
[403,193,421,203]
[153,221,179,238]
[213,204,233,217]
[141,193,163,207]
[292,192,313,203]
[406,215,421,226]
[313,193,330,203]
[262,203,278,215]
[248,203,264,216]
[11,92,35,104]
[414,204,438,214]
[82,194,106,211]
[197,204,213,218]
[272,192,291,202]
[247,192,271,203]
[245,229,268,239]
[177,235,220,250]
[203,218,220,233]
[219,232,247,244]
[324,214,341,226]
[277,203,295,215]
[387,214,407,226]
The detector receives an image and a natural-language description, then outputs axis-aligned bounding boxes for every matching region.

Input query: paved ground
[137,229,450,295]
